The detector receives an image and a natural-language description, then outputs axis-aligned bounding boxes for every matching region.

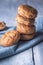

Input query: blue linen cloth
[0,27,43,59]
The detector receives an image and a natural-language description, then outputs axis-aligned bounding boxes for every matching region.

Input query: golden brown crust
[16,14,35,25]
[0,21,6,30]
[0,30,20,47]
[18,5,38,18]
[16,23,36,34]
[20,33,36,40]
[0,38,1,42]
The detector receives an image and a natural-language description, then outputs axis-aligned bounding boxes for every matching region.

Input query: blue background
[0,0,43,31]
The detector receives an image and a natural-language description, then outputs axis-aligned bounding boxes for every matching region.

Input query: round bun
[0,21,6,30]
[20,33,36,40]
[16,23,36,34]
[16,14,35,25]
[0,30,20,47]
[18,5,38,18]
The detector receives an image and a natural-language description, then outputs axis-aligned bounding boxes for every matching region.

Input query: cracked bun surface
[0,21,6,30]
[16,14,35,25]
[16,23,36,34]
[18,5,38,18]
[0,30,20,47]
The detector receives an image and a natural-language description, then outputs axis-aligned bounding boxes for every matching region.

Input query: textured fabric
[33,42,43,65]
[35,17,43,31]
[0,27,43,59]
[0,49,33,65]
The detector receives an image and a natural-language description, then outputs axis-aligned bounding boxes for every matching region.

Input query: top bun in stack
[18,5,38,19]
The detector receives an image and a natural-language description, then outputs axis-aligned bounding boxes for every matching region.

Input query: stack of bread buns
[0,5,38,47]
[16,5,38,40]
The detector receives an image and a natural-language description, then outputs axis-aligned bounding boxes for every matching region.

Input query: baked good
[16,23,36,34]
[0,39,1,42]
[16,14,35,25]
[0,30,20,47]
[0,21,6,30]
[20,33,36,40]
[18,5,38,18]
